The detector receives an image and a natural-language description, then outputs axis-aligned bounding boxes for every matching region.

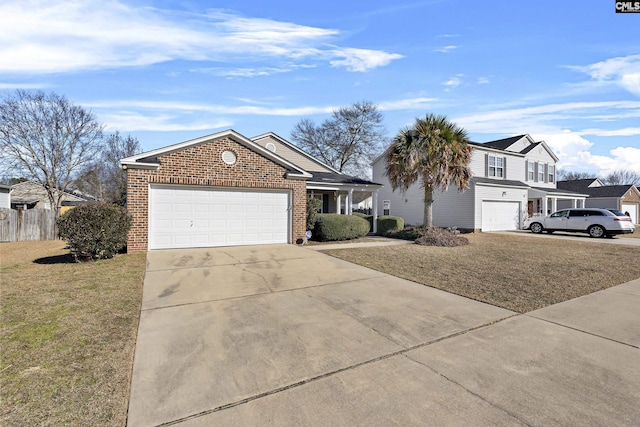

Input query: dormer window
[488,154,504,178]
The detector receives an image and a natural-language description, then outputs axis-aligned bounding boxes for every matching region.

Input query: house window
[527,161,535,181]
[488,155,504,178]
[548,165,555,183]
[537,163,544,182]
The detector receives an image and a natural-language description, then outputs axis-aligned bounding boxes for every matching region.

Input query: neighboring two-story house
[372,134,587,231]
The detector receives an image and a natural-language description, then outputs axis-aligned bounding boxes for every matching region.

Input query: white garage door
[481,201,521,231]
[149,186,290,250]
[621,203,638,224]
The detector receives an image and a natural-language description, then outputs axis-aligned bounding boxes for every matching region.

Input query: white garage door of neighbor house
[621,203,638,224]
[149,186,290,250]
[481,201,521,232]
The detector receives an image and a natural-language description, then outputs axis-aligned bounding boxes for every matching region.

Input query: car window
[586,210,604,216]
[607,209,624,216]
[551,210,569,218]
[569,210,586,217]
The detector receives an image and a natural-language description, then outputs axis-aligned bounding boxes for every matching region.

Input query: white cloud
[0,0,402,74]
[379,97,438,110]
[579,127,640,137]
[477,77,490,84]
[101,112,233,132]
[434,45,458,53]
[328,48,403,72]
[0,82,51,89]
[442,75,462,87]
[569,54,640,96]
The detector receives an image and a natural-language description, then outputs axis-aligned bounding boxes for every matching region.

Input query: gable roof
[251,132,340,174]
[556,179,600,193]
[10,181,92,204]
[582,185,638,198]
[481,135,527,151]
[120,129,311,179]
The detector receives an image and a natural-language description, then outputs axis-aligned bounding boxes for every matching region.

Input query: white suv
[525,208,636,238]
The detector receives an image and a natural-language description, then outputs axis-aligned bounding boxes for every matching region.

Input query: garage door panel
[149,186,290,249]
[621,204,638,224]
[482,201,520,232]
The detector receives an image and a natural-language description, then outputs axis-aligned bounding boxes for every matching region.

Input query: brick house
[121,130,381,252]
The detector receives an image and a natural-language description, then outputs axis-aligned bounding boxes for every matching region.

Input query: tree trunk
[423,186,434,227]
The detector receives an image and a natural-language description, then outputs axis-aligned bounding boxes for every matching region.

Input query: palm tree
[385,114,472,227]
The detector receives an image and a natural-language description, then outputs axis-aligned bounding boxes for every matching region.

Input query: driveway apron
[127,245,640,426]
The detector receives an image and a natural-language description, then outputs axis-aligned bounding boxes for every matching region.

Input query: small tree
[306,196,322,230]
[385,114,472,227]
[291,101,386,178]
[0,90,104,217]
[603,169,640,186]
[57,202,132,261]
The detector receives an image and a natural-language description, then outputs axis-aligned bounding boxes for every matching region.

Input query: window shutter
[485,153,489,177]
[534,162,538,182]
[525,160,529,181]
[503,157,507,179]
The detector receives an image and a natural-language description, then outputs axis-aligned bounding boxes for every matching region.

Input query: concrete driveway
[127,244,640,426]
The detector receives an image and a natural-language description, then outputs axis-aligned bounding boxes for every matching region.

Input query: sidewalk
[305,236,413,251]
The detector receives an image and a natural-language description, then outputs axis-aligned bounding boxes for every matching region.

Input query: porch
[527,188,588,218]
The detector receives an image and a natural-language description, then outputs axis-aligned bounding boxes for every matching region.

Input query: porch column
[572,198,577,208]
[542,197,548,215]
[347,188,353,215]
[550,197,557,213]
[335,194,341,214]
[372,189,379,234]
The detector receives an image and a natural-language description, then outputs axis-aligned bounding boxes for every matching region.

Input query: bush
[313,214,370,241]
[352,212,373,229]
[377,215,405,235]
[57,202,132,261]
[385,226,424,241]
[306,196,322,230]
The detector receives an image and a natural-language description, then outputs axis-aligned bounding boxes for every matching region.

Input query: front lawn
[323,233,640,313]
[1,240,146,426]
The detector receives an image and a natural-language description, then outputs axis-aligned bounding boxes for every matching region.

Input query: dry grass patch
[1,240,146,426]
[323,233,640,313]
[619,227,640,238]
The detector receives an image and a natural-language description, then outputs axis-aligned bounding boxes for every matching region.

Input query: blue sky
[1,0,639,177]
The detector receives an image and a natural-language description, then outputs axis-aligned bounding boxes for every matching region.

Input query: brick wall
[126,136,307,253]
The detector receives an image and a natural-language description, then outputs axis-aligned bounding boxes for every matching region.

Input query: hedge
[351,212,373,229]
[377,215,405,236]
[313,214,370,241]
[57,202,132,261]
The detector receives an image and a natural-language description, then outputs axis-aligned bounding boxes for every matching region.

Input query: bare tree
[290,101,387,178]
[74,132,142,205]
[0,90,104,215]
[556,170,596,181]
[602,169,640,186]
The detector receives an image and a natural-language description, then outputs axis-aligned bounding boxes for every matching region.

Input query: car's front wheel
[588,224,606,238]
[530,222,543,234]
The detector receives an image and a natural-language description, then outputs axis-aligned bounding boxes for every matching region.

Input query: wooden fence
[0,208,57,242]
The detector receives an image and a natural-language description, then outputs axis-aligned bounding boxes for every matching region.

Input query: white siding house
[0,184,11,209]
[372,134,587,231]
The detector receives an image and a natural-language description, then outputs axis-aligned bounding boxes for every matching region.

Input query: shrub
[385,226,424,241]
[377,215,405,235]
[57,202,132,261]
[306,196,322,230]
[313,214,370,241]
[352,212,373,229]
[414,227,469,247]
